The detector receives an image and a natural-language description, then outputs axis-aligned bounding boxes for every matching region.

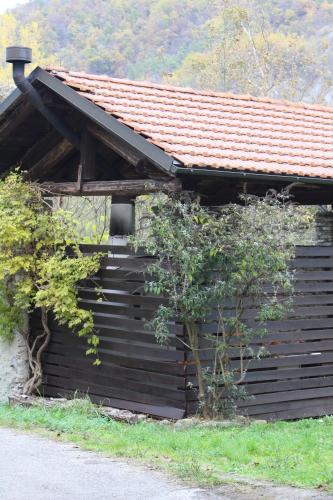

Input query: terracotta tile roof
[47,67,333,179]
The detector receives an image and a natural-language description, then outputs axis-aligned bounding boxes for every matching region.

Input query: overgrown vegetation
[0,172,101,394]
[0,403,332,491]
[132,192,312,418]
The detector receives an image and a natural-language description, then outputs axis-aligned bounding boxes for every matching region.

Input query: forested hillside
[1,0,333,102]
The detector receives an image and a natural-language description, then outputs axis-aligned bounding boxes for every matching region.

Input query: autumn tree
[169,0,331,101]
[0,12,57,100]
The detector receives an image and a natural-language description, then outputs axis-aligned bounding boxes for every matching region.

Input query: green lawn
[0,402,332,491]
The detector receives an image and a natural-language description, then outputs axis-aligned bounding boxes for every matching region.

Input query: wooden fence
[37,244,187,419]
[36,244,333,420]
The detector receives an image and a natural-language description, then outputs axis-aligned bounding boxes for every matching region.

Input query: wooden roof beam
[0,99,34,140]
[38,178,182,197]
[28,138,73,180]
[88,124,142,167]
[20,130,62,171]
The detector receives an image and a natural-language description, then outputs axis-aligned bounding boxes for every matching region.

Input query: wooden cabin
[2,50,333,420]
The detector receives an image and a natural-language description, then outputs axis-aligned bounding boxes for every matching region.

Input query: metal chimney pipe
[6,46,79,149]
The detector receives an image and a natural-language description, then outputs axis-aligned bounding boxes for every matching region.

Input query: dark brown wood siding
[189,246,333,420]
[38,244,333,420]
[38,244,186,420]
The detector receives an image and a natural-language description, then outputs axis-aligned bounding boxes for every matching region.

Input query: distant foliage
[0,0,332,102]
[132,192,312,418]
[0,172,101,395]
[170,0,331,101]
[52,196,111,244]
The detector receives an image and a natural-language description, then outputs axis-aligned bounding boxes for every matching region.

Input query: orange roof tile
[47,67,333,179]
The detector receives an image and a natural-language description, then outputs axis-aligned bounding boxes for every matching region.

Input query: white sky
[0,0,29,14]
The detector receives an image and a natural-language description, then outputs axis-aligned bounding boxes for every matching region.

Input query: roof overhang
[0,66,175,174]
[171,165,333,187]
[1,67,333,190]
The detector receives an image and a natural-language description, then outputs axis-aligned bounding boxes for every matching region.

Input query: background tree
[0,12,58,99]
[1,0,333,103]
[170,0,331,101]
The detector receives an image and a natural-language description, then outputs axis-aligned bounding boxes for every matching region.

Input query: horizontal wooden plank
[238,385,333,407]
[241,394,333,416]
[77,288,168,307]
[231,351,333,370]
[245,375,333,396]
[188,375,333,401]
[295,270,333,281]
[201,317,333,335]
[43,385,185,419]
[78,299,155,320]
[244,403,333,421]
[81,312,182,336]
[243,364,333,383]
[44,352,184,388]
[100,256,155,267]
[45,343,185,375]
[44,363,185,402]
[296,246,333,257]
[251,339,333,357]
[209,305,333,321]
[48,334,184,362]
[80,278,147,293]
[80,244,141,255]
[226,339,333,359]
[96,268,146,280]
[44,374,186,410]
[292,257,333,268]
[293,294,333,306]
[32,322,181,348]
[238,329,333,345]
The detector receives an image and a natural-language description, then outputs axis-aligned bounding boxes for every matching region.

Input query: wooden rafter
[88,124,145,167]
[28,139,74,180]
[20,130,62,171]
[0,99,33,140]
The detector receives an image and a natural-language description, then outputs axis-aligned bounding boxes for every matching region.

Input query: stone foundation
[0,333,29,402]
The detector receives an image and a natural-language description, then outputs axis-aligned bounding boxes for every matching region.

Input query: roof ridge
[45,66,333,114]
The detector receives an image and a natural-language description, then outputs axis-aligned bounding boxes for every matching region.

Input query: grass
[0,400,333,491]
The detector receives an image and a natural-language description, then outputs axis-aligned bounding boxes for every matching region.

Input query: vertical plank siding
[38,244,333,420]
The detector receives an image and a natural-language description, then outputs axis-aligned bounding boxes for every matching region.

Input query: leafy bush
[132,191,312,418]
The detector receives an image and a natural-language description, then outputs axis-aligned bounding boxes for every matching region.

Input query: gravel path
[0,427,331,500]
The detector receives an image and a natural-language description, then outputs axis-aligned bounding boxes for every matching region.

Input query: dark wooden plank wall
[38,244,333,420]
[187,245,333,420]
[39,244,187,419]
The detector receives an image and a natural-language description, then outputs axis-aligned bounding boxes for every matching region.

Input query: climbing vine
[0,171,101,395]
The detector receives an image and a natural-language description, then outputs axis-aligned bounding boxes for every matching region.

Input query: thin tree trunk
[185,321,209,418]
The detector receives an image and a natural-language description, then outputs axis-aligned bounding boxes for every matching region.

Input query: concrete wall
[0,333,29,402]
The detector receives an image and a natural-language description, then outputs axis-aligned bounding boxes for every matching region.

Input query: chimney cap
[6,46,32,64]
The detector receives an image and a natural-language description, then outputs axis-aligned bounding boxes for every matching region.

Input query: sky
[0,0,29,14]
